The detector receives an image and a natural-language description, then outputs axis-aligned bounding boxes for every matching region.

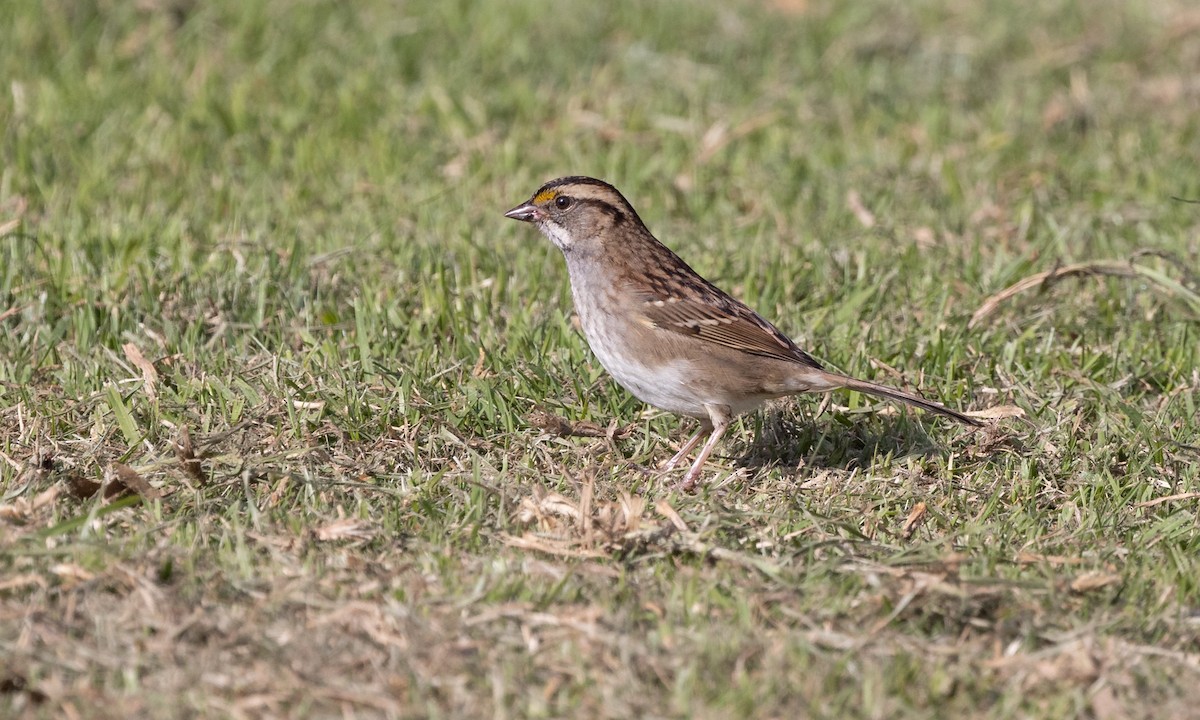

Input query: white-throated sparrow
[506,176,981,490]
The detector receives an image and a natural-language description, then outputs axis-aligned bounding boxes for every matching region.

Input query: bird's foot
[675,470,702,493]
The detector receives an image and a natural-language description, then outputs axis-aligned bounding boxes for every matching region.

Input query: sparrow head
[504,176,647,253]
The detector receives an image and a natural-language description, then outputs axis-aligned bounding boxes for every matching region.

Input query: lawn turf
[2,0,1199,717]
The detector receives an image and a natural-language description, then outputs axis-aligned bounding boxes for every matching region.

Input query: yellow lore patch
[532,188,559,205]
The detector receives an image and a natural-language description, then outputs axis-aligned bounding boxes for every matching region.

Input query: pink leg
[679,405,732,492]
[662,423,710,471]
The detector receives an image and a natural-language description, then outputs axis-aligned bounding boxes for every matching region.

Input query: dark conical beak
[504,202,543,223]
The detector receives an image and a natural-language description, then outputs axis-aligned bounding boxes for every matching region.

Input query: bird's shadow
[730,405,978,474]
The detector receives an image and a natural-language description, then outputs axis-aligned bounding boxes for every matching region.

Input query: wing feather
[634,291,823,370]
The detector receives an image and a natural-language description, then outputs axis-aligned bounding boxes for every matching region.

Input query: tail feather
[833,374,983,427]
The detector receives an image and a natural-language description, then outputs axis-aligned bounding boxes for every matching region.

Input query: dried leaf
[500,533,606,559]
[471,345,494,378]
[579,476,594,537]
[314,519,375,542]
[539,495,581,520]
[50,563,95,583]
[1070,571,1121,594]
[655,498,689,532]
[32,484,58,510]
[901,501,928,539]
[527,410,628,438]
[0,195,27,238]
[695,113,779,165]
[63,472,104,499]
[112,463,161,500]
[528,410,574,436]
[846,189,876,228]
[616,491,645,534]
[1031,640,1100,684]
[966,405,1026,420]
[173,425,208,485]
[122,342,159,402]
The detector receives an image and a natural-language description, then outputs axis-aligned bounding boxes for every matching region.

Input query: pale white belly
[583,325,769,419]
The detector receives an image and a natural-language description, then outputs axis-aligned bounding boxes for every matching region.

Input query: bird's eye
[554,195,573,210]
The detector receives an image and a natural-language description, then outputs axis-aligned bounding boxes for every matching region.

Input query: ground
[2,0,1199,718]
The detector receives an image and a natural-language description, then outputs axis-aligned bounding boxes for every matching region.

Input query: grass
[2,0,1199,717]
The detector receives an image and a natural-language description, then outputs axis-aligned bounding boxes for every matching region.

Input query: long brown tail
[831,374,983,427]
